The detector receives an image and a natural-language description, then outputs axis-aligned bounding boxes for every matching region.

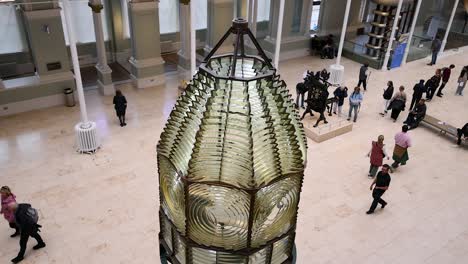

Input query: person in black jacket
[357,64,369,91]
[366,164,391,214]
[404,99,427,129]
[333,86,348,116]
[426,69,442,101]
[10,203,45,263]
[113,90,128,127]
[410,80,426,110]
[380,81,394,116]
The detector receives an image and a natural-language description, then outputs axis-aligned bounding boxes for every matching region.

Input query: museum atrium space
[0,0,468,263]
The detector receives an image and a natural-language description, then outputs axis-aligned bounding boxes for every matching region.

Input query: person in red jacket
[367,135,389,178]
[436,64,455,97]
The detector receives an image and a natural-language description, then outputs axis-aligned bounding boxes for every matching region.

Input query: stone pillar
[248,0,258,36]
[89,0,115,95]
[128,0,165,89]
[178,3,191,72]
[205,0,235,54]
[263,0,311,61]
[20,1,75,85]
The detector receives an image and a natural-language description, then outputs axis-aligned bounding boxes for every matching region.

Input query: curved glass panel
[187,184,250,250]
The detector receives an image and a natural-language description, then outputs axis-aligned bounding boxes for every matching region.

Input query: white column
[63,0,88,124]
[274,0,285,69]
[178,2,191,72]
[402,0,422,65]
[89,0,114,95]
[304,0,314,37]
[440,0,460,54]
[328,0,352,85]
[246,0,250,20]
[382,0,404,71]
[249,0,258,36]
[190,1,196,76]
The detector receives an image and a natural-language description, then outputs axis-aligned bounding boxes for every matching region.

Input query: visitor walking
[457,123,468,145]
[347,87,363,122]
[388,86,407,122]
[366,164,391,214]
[404,99,427,130]
[113,90,127,127]
[367,135,389,178]
[392,125,412,169]
[426,69,442,101]
[436,64,455,97]
[9,203,46,263]
[1,186,19,237]
[333,86,348,116]
[357,64,369,91]
[380,81,394,116]
[456,65,468,96]
[428,35,441,66]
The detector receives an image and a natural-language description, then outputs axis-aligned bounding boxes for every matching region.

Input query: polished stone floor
[1,50,468,263]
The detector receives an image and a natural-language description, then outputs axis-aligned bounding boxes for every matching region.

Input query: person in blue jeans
[347,87,363,122]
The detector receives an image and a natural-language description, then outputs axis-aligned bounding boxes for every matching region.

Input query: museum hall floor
[1,50,468,263]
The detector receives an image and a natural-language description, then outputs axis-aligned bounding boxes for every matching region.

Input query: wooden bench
[420,114,466,144]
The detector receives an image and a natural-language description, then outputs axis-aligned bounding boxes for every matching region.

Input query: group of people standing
[1,186,45,263]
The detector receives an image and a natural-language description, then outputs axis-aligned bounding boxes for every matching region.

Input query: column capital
[88,2,104,13]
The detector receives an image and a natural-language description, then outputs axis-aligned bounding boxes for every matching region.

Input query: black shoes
[381,203,387,209]
[33,242,46,250]
[10,243,45,263]
[366,211,374,214]
[10,230,19,238]
[11,256,24,263]
[436,94,442,97]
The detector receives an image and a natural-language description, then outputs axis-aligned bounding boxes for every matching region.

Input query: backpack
[26,207,39,224]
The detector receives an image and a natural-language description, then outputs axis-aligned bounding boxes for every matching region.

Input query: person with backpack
[436,64,455,97]
[333,86,348,116]
[1,186,19,237]
[9,203,45,263]
[380,81,394,116]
